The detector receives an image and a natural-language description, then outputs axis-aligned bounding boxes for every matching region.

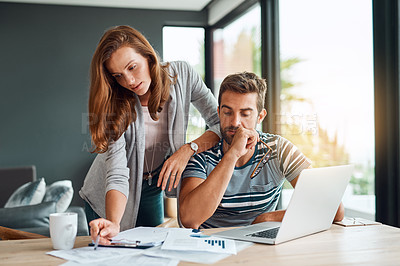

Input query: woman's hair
[218,72,267,113]
[89,25,174,153]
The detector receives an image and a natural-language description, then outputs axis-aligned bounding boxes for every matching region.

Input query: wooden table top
[1,224,400,265]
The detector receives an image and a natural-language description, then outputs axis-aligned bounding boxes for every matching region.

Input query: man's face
[218,91,266,145]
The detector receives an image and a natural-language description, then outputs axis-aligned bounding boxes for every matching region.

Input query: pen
[190,234,210,238]
[94,234,100,250]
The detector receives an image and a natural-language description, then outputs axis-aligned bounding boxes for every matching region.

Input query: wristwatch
[189,141,199,156]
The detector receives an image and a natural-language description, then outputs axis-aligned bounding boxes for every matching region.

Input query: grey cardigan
[79,61,220,231]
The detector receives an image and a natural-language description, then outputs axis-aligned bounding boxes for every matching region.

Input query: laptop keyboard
[246,227,280,239]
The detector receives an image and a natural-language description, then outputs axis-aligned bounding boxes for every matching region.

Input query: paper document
[61,253,179,266]
[48,227,169,263]
[112,226,169,245]
[334,217,382,227]
[47,246,143,264]
[161,228,236,254]
[145,240,252,264]
[47,226,244,265]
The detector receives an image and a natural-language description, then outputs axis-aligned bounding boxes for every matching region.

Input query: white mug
[49,212,78,250]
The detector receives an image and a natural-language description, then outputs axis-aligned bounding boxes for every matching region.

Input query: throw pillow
[0,201,56,229]
[4,178,46,208]
[43,180,73,212]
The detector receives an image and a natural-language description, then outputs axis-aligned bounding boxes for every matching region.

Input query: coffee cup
[49,212,78,250]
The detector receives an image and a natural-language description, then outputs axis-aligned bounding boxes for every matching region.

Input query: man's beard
[221,126,239,145]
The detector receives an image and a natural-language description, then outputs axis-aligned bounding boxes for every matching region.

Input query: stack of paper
[47,227,253,265]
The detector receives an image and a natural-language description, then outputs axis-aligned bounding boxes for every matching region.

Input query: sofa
[0,165,89,238]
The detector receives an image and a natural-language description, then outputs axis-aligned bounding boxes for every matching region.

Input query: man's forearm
[252,210,286,224]
[179,152,238,229]
[333,202,345,222]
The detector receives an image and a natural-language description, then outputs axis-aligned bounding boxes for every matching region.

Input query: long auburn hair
[89,25,174,153]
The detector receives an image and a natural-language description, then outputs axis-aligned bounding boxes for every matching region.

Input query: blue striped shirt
[182,132,311,228]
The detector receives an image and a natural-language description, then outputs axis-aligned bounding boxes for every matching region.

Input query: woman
[79,25,220,244]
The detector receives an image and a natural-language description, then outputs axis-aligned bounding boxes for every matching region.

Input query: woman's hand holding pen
[89,218,120,245]
[158,144,193,192]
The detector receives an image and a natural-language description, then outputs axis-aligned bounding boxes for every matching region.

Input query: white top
[143,103,170,174]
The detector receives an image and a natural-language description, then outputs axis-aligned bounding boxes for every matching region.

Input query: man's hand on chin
[229,126,259,157]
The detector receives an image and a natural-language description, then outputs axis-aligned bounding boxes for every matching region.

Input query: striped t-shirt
[182,132,311,228]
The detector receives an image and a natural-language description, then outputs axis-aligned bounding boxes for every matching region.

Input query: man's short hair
[218,72,267,113]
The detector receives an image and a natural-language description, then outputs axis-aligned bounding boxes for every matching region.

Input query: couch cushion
[0,201,56,229]
[4,178,46,208]
[43,180,73,213]
[13,226,51,237]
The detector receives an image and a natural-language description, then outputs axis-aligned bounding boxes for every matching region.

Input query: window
[163,26,206,141]
[279,0,375,219]
[213,4,261,99]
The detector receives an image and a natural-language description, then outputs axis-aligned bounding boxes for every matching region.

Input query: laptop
[212,165,353,245]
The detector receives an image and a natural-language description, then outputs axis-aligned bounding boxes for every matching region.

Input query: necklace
[144,143,156,186]
[144,107,157,186]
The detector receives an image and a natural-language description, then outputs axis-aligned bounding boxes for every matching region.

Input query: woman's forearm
[158,131,220,191]
[105,189,127,225]
[189,130,220,154]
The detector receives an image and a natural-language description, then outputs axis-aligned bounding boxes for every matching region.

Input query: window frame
[373,0,400,227]
[205,0,400,227]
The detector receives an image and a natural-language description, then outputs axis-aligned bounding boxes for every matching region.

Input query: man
[179,72,344,229]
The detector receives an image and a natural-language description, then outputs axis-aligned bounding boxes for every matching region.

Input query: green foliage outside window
[279,56,374,195]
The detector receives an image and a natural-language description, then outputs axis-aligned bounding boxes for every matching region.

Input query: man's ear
[217,106,220,117]
[257,109,267,124]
